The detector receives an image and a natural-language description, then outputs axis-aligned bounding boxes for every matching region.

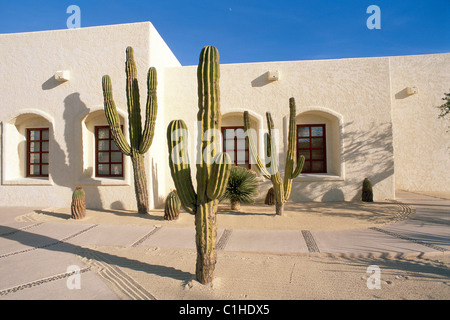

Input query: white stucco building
[0,22,449,210]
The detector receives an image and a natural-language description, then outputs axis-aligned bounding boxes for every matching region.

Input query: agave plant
[221,166,258,210]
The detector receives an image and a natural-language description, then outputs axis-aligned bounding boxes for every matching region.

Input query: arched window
[2,110,53,184]
[221,110,263,170]
[79,109,129,184]
[295,108,343,178]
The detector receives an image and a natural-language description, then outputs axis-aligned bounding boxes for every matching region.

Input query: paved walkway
[0,190,448,299]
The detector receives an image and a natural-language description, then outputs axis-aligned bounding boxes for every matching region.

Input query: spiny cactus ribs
[71,186,86,219]
[102,47,158,214]
[164,190,181,221]
[362,178,374,202]
[167,46,231,284]
[265,187,275,205]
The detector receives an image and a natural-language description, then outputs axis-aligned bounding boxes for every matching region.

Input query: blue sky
[0,0,448,65]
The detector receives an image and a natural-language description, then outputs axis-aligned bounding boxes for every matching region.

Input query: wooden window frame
[26,128,49,178]
[297,124,327,173]
[95,126,124,178]
[221,126,251,169]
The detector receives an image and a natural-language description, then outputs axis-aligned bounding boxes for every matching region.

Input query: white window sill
[76,177,130,186]
[295,173,344,182]
[2,178,54,186]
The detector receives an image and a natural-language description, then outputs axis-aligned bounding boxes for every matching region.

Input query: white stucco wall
[165,56,396,201]
[0,22,180,209]
[390,53,450,193]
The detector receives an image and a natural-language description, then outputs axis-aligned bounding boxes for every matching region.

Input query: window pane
[303,161,311,173]
[30,142,40,152]
[235,128,245,139]
[98,164,109,175]
[225,140,234,150]
[225,129,235,139]
[111,152,122,162]
[311,126,323,137]
[312,149,324,160]
[111,164,123,175]
[29,165,40,175]
[237,151,246,162]
[98,128,109,139]
[298,127,309,137]
[41,130,49,140]
[226,151,235,162]
[299,149,310,160]
[298,138,310,149]
[42,153,49,164]
[236,139,246,150]
[312,161,324,172]
[30,154,40,164]
[41,142,49,152]
[98,140,109,151]
[311,138,323,148]
[98,152,110,163]
[41,165,49,175]
[111,140,120,151]
[30,130,40,141]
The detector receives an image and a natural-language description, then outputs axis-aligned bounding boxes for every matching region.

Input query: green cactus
[362,178,374,202]
[244,97,305,215]
[167,46,231,284]
[164,190,181,221]
[264,187,275,205]
[102,47,158,214]
[71,186,86,220]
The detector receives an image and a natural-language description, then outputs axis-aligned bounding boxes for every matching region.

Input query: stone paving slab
[135,227,224,250]
[0,223,95,256]
[225,229,308,253]
[0,243,85,290]
[0,268,119,300]
[311,228,438,255]
[68,224,154,247]
[375,221,450,252]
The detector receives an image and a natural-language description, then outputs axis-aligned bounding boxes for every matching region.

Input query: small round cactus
[264,187,275,205]
[164,190,181,221]
[71,186,86,219]
[362,178,374,202]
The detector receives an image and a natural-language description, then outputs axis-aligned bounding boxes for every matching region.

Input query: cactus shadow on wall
[49,93,102,209]
[289,121,394,202]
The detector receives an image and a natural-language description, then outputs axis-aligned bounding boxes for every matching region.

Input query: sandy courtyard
[14,200,449,300]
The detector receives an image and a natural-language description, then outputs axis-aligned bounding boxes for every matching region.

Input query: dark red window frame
[26,128,49,178]
[95,126,124,177]
[297,124,327,173]
[221,126,250,169]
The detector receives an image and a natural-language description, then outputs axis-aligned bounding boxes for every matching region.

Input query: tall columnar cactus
[244,97,305,215]
[164,190,181,221]
[71,186,86,220]
[102,47,157,214]
[167,46,231,284]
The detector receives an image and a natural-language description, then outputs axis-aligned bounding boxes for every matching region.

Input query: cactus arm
[292,155,305,178]
[139,67,158,154]
[265,112,285,203]
[206,153,231,200]
[167,120,197,215]
[125,47,142,150]
[243,111,271,179]
[102,75,132,156]
[283,97,298,198]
